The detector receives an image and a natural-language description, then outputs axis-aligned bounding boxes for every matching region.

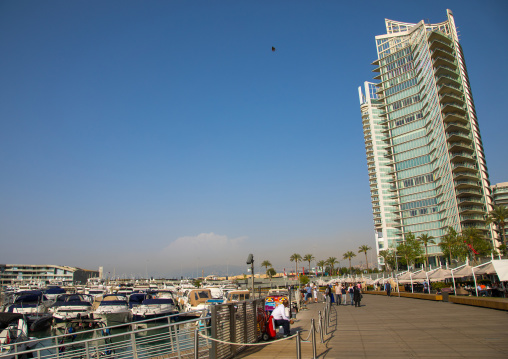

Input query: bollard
[311,318,317,359]
[194,329,199,359]
[319,311,324,343]
[296,331,301,359]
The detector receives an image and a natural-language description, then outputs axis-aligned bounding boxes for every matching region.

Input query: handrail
[4,311,210,359]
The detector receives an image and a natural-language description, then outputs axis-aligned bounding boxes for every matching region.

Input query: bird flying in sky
[272,46,276,52]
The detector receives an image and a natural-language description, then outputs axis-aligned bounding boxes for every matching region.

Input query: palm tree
[417,233,435,269]
[487,205,508,247]
[261,260,272,275]
[316,260,326,275]
[303,254,315,275]
[358,245,372,271]
[343,251,356,275]
[326,257,338,276]
[290,253,302,279]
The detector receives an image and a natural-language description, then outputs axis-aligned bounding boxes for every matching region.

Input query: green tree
[378,250,392,271]
[300,275,310,285]
[417,233,435,269]
[358,245,372,270]
[316,260,326,275]
[486,204,508,247]
[397,232,424,270]
[303,254,315,275]
[326,257,338,276]
[439,227,462,265]
[460,227,493,264]
[290,253,302,279]
[266,267,277,281]
[261,260,272,274]
[343,251,356,275]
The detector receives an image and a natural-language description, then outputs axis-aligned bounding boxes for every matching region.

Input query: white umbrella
[428,268,453,281]
[475,262,496,275]
[452,265,474,278]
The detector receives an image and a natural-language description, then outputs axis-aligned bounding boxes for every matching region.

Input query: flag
[283,268,286,277]
[302,266,305,275]
[315,267,318,276]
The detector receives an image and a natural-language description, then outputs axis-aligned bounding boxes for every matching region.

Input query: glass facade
[359,10,495,266]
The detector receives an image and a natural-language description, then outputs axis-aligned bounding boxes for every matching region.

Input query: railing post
[243,302,248,344]
[84,341,90,359]
[130,332,139,359]
[296,331,301,359]
[311,319,317,359]
[168,317,175,354]
[54,338,60,359]
[210,305,217,359]
[194,329,199,359]
[175,322,182,359]
[229,303,236,357]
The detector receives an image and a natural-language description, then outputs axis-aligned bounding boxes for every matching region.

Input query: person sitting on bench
[271,299,294,337]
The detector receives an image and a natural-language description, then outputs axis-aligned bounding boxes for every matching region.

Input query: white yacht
[49,294,93,324]
[91,295,132,325]
[131,292,180,321]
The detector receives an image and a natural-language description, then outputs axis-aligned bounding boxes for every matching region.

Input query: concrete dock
[234,293,508,358]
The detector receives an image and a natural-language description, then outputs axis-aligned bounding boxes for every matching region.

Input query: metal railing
[2,297,331,359]
[1,310,210,359]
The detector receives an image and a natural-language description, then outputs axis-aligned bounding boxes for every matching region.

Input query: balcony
[431,47,455,62]
[429,38,454,51]
[441,102,466,115]
[433,56,457,68]
[428,31,453,44]
[453,171,479,181]
[445,122,470,133]
[436,74,461,87]
[449,152,476,163]
[442,112,468,125]
[454,180,481,189]
[452,161,477,172]
[458,205,485,214]
[456,188,483,197]
[462,223,489,231]
[460,214,486,222]
[434,65,457,78]
[457,197,483,205]
[438,82,462,97]
[446,131,471,143]
[440,92,464,104]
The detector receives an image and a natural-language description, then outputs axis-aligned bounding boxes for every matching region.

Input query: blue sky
[1,0,507,278]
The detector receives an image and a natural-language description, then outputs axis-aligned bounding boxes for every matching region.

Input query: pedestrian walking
[335,283,342,306]
[341,285,347,305]
[354,284,362,307]
[385,281,391,297]
[348,284,354,306]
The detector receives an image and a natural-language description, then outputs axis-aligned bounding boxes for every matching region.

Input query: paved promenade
[236,294,508,358]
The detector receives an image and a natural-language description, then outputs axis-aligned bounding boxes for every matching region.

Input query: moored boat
[91,295,132,326]
[0,313,31,358]
[49,294,93,325]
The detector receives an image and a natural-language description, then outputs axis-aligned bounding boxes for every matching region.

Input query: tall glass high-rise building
[358,10,494,267]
